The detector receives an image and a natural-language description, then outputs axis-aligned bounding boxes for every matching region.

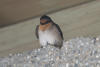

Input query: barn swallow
[35,15,63,48]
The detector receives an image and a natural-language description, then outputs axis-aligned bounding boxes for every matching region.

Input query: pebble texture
[0,37,100,67]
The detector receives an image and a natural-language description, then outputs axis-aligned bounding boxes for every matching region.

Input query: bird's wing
[35,25,39,39]
[54,23,64,40]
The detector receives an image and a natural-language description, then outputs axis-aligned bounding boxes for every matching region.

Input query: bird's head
[40,15,53,25]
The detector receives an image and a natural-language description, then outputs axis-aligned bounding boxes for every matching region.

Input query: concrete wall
[0,0,93,27]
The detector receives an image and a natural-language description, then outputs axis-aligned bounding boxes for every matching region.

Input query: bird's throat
[39,23,52,31]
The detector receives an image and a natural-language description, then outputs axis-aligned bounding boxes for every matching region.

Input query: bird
[35,15,64,48]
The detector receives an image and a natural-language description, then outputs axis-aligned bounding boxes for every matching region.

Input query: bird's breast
[39,30,56,45]
[38,26,62,46]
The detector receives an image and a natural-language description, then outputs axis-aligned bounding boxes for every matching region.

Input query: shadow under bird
[35,15,64,48]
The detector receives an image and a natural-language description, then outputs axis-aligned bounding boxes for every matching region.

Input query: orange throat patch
[39,23,52,31]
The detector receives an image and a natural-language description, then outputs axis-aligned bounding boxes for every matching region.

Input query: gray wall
[0,0,93,27]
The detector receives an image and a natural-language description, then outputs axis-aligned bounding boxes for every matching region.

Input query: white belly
[39,30,61,46]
